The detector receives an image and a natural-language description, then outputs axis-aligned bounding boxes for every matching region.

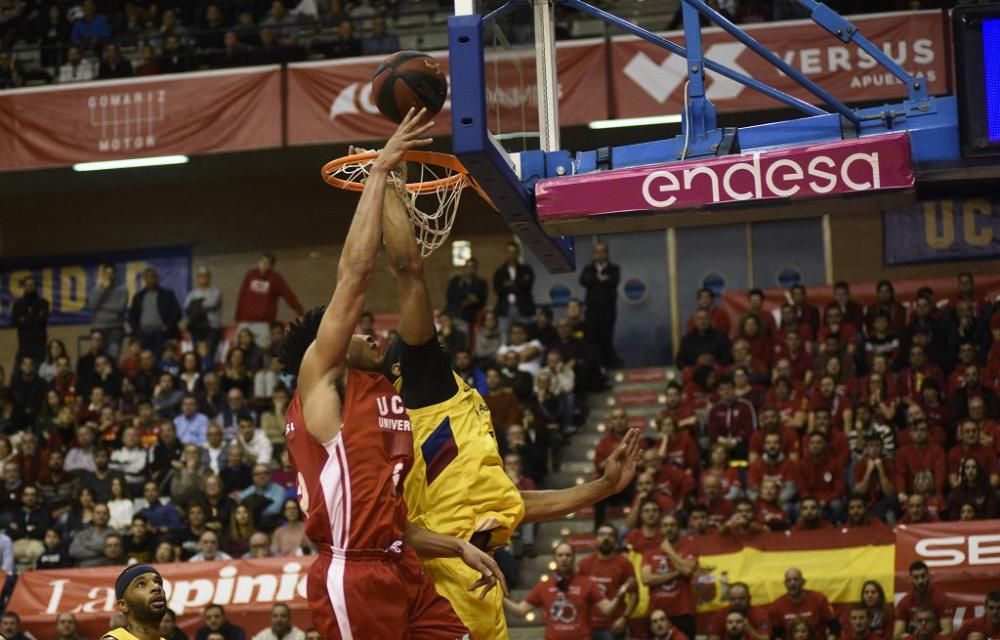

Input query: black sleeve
[399,337,459,409]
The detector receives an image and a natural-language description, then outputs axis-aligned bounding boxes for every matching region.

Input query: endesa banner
[611,10,948,116]
[0,247,190,327]
[0,66,282,171]
[285,39,608,145]
[884,198,1000,265]
[535,133,914,221]
[9,557,316,638]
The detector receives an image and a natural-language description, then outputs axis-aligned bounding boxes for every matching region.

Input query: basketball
[371,50,448,124]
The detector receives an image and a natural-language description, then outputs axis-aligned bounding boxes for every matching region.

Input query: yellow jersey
[400,371,525,550]
[102,628,166,640]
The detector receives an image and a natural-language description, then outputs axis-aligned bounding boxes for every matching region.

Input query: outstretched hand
[461,541,509,600]
[601,428,642,494]
[374,107,434,173]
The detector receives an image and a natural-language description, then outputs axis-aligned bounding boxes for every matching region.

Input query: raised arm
[298,108,433,391]
[521,429,641,523]
[381,146,436,347]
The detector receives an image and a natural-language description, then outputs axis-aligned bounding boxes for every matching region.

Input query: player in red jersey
[278,109,501,640]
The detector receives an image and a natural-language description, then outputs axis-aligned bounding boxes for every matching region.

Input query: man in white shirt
[188,530,232,562]
[497,322,544,378]
[236,416,273,466]
[109,426,147,496]
[201,423,228,475]
[57,46,96,82]
[251,604,305,640]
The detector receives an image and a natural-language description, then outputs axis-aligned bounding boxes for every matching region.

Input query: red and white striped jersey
[285,368,414,551]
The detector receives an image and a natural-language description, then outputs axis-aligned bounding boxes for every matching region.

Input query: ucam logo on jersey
[535,132,914,222]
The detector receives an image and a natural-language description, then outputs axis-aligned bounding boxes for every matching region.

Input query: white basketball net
[327,154,471,257]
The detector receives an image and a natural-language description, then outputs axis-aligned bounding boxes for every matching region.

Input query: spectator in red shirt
[793,496,833,531]
[791,285,821,336]
[900,493,940,525]
[769,375,808,432]
[902,608,950,640]
[844,493,888,530]
[700,472,736,527]
[833,281,866,333]
[808,376,850,434]
[722,611,758,640]
[707,582,771,640]
[643,449,696,506]
[661,384,698,432]
[898,345,945,402]
[896,419,947,501]
[898,404,948,450]
[705,444,744,502]
[748,406,801,463]
[625,497,665,555]
[858,580,895,638]
[626,472,677,532]
[655,415,700,472]
[966,395,1000,452]
[865,280,908,337]
[594,408,635,529]
[506,542,629,640]
[686,504,711,536]
[687,287,732,337]
[818,305,859,356]
[720,499,766,538]
[578,523,637,637]
[845,604,884,640]
[953,591,1000,640]
[640,514,698,639]
[768,568,839,640]
[754,479,791,531]
[947,458,999,520]
[852,433,898,523]
[948,342,980,397]
[747,432,798,504]
[744,289,778,338]
[796,432,846,523]
[650,608,692,640]
[736,315,772,368]
[774,329,815,386]
[235,253,304,348]
[948,419,1000,489]
[894,562,955,638]
[707,377,758,461]
[864,314,901,370]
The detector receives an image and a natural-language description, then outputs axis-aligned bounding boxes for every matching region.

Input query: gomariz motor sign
[535,132,915,221]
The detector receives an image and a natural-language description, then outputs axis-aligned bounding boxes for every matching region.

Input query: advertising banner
[0,67,282,171]
[884,198,1000,265]
[0,247,191,327]
[286,40,608,144]
[610,11,949,117]
[536,133,914,221]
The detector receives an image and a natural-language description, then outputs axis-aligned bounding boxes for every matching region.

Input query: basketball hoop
[322,150,493,258]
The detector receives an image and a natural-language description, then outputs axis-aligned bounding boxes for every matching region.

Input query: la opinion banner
[285,39,608,144]
[884,198,1000,265]
[0,247,191,327]
[611,10,948,117]
[9,557,316,638]
[0,66,282,171]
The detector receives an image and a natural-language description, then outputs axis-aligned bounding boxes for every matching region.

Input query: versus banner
[0,67,282,171]
[536,133,914,221]
[9,557,315,638]
[611,11,948,117]
[0,247,191,327]
[884,198,1000,265]
[285,39,608,145]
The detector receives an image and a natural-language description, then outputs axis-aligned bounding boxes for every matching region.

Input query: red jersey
[851,457,896,504]
[768,590,837,634]
[285,370,413,551]
[895,587,955,634]
[577,553,635,630]
[625,527,663,555]
[754,499,790,529]
[706,399,758,456]
[947,443,998,477]
[895,444,947,495]
[795,453,846,504]
[235,268,304,323]
[526,573,605,640]
[656,464,696,502]
[955,616,1000,640]
[662,431,701,471]
[748,456,798,492]
[642,540,697,617]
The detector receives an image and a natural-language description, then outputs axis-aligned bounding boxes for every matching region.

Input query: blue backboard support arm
[448,13,576,273]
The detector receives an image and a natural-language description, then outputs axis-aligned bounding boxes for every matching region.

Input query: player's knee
[392,254,424,278]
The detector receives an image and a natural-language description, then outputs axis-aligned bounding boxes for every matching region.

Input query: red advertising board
[0,66,283,171]
[285,39,608,145]
[536,132,914,221]
[9,557,315,638]
[610,10,949,117]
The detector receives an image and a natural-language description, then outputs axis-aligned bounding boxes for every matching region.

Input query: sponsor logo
[640,145,886,210]
[87,89,166,153]
[912,534,1000,567]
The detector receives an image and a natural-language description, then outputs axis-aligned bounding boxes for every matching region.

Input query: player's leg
[381,185,435,346]
[400,549,474,640]
[307,554,408,640]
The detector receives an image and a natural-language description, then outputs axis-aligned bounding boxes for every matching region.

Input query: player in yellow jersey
[101,564,167,640]
[378,135,642,640]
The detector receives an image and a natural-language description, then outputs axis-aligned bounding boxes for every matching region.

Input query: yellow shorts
[422,556,508,640]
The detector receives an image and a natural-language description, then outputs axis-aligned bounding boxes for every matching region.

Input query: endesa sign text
[535,132,914,221]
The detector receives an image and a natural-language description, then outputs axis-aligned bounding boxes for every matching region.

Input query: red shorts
[307,544,469,640]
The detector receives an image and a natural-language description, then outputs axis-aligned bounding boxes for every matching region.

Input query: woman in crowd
[226,503,256,559]
[107,476,134,531]
[947,458,999,520]
[178,351,204,393]
[858,579,894,637]
[271,498,310,557]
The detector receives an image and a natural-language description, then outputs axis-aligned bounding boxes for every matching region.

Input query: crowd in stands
[0,0,959,89]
